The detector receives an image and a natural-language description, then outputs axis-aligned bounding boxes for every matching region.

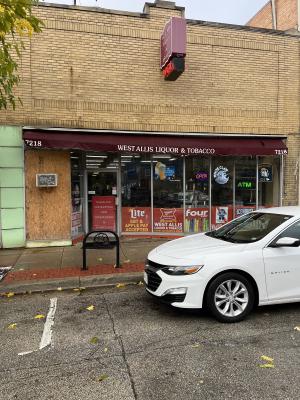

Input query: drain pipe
[271,0,277,29]
[298,0,300,30]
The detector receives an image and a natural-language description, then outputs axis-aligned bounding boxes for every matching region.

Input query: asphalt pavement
[1,285,300,400]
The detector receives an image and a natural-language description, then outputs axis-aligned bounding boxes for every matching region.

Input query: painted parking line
[39,297,57,350]
[18,297,58,356]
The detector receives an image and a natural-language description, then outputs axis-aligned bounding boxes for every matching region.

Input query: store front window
[258,156,280,208]
[185,157,210,233]
[235,157,257,218]
[153,156,183,233]
[121,154,151,233]
[211,157,234,230]
[70,151,283,237]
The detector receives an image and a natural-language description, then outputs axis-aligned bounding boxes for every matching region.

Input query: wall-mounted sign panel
[161,17,186,70]
[36,174,58,187]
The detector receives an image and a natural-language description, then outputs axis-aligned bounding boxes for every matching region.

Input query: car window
[206,212,291,243]
[277,220,300,240]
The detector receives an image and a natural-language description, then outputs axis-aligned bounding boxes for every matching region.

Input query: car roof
[256,206,300,217]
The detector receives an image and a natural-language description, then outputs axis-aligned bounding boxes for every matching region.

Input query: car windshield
[206,212,292,243]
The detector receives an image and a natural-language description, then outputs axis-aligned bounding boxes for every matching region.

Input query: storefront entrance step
[26,240,72,248]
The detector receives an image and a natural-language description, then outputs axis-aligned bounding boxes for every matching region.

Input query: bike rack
[82,230,120,271]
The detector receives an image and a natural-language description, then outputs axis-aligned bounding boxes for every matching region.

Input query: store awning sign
[161,17,186,80]
[23,130,288,157]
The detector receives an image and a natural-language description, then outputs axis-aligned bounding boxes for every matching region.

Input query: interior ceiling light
[86,155,108,158]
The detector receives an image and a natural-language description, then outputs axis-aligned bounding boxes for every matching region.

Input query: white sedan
[145,206,300,322]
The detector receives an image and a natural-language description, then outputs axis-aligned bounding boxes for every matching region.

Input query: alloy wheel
[214,279,249,318]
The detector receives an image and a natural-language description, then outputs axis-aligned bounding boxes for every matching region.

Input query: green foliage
[0,0,43,109]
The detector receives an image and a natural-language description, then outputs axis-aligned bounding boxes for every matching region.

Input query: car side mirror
[271,237,300,247]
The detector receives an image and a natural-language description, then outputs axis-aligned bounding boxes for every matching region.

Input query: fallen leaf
[90,337,99,345]
[116,283,125,289]
[7,323,17,329]
[104,347,108,353]
[97,374,109,382]
[86,305,95,311]
[6,292,15,298]
[191,343,201,348]
[137,281,144,286]
[260,355,274,363]
[34,314,45,320]
[294,326,300,331]
[199,380,204,384]
[73,288,80,292]
[57,287,63,291]
[260,363,275,369]
[79,287,86,291]
[123,259,130,263]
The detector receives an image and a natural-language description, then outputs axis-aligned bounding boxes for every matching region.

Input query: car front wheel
[206,272,255,323]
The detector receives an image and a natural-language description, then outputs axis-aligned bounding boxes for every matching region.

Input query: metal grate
[146,270,162,292]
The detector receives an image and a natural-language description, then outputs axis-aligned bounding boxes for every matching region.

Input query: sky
[41,0,270,25]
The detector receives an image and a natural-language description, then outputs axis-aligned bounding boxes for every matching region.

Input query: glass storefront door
[85,153,119,232]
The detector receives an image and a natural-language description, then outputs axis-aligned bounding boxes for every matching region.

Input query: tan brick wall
[25,150,71,240]
[0,2,299,213]
[247,0,298,31]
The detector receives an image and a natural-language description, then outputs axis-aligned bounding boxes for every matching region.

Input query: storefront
[23,129,287,239]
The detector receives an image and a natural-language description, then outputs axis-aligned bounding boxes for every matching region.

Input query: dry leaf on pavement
[294,326,300,331]
[86,305,95,311]
[6,292,15,298]
[260,355,274,363]
[90,337,99,345]
[116,283,125,289]
[7,323,17,329]
[260,363,275,368]
[34,314,45,320]
[97,374,109,382]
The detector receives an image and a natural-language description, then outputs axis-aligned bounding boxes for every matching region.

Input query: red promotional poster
[185,208,209,233]
[122,207,151,232]
[153,208,183,233]
[92,196,116,231]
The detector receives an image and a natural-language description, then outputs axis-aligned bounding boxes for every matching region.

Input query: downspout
[298,0,300,30]
[271,0,277,29]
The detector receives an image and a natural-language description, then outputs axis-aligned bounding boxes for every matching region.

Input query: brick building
[247,0,300,31]
[0,0,299,248]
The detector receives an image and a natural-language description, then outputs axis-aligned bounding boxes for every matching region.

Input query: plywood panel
[25,150,71,240]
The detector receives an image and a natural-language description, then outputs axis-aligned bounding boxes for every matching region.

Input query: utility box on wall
[36,174,58,187]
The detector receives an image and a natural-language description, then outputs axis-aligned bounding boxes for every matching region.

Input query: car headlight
[162,265,204,275]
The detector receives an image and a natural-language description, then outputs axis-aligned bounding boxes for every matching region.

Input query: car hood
[148,233,245,265]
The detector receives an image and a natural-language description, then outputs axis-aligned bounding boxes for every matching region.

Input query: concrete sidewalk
[0,237,169,295]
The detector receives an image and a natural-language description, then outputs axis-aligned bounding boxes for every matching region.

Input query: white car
[145,206,300,322]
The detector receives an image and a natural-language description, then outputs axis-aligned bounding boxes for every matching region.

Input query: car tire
[206,272,255,323]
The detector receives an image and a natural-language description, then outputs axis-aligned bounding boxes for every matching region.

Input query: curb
[0,272,144,296]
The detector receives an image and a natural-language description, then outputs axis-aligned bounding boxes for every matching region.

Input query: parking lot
[0,285,299,400]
